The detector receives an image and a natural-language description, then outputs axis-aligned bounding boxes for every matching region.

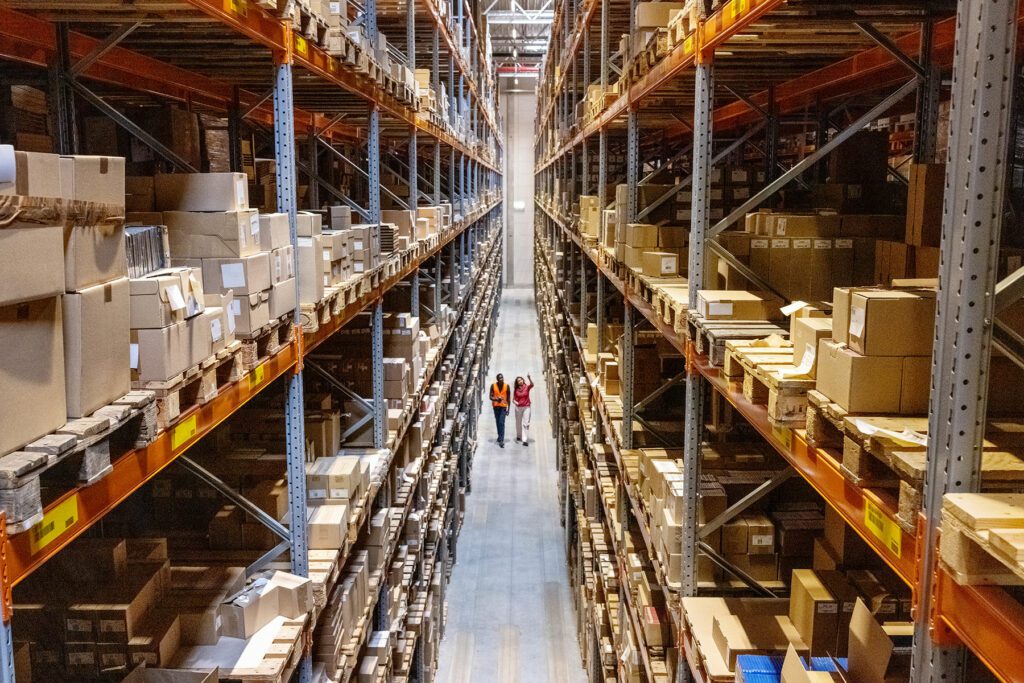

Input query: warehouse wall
[500,81,537,288]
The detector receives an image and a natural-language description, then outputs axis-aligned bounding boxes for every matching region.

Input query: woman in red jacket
[513,375,535,445]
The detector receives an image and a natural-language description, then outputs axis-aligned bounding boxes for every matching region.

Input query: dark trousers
[493,406,508,443]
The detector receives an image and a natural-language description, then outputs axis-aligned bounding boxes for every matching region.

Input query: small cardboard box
[624,223,660,247]
[641,251,679,277]
[790,317,832,378]
[847,289,935,357]
[0,297,67,454]
[164,210,260,258]
[194,252,271,296]
[815,339,902,413]
[129,267,201,329]
[308,504,349,549]
[258,212,291,251]
[271,245,294,284]
[131,321,189,383]
[296,211,322,237]
[268,278,296,319]
[229,292,270,336]
[697,290,782,321]
[63,278,130,417]
[154,172,248,212]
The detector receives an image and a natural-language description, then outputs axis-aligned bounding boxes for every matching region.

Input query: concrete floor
[436,289,587,683]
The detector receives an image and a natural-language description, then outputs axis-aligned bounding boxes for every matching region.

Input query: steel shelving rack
[0,1,505,680]
[533,0,1024,681]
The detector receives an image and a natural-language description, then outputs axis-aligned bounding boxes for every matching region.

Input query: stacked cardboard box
[815,286,935,414]
[129,266,210,384]
[306,454,370,549]
[615,223,688,276]
[578,195,601,239]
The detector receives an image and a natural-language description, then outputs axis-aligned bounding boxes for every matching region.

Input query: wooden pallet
[940,493,1024,586]
[175,615,307,683]
[241,316,293,369]
[667,3,698,46]
[688,313,789,366]
[138,341,244,431]
[723,340,812,426]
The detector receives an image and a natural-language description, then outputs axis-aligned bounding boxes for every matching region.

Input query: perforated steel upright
[273,49,312,683]
[912,0,1020,680]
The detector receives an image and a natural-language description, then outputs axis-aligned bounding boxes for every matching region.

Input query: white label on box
[250,213,260,236]
[818,603,839,614]
[166,284,186,311]
[227,307,236,334]
[780,300,808,317]
[771,239,788,249]
[235,177,247,207]
[776,217,787,235]
[750,534,773,547]
[323,249,331,261]
[210,317,223,342]
[298,237,313,247]
[354,262,365,273]
[708,302,733,316]
[0,145,14,185]
[661,257,675,274]
[230,299,241,317]
[67,619,91,632]
[329,488,350,499]
[308,488,327,499]
[186,294,201,317]
[221,263,247,289]
[353,239,365,250]
[814,239,832,249]
[274,255,283,280]
[752,239,769,249]
[836,238,853,249]
[793,239,811,249]
[849,306,865,337]
[130,343,139,370]
[330,1,341,10]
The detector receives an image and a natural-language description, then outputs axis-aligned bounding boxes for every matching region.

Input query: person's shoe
[521,441,528,446]
[499,441,505,448]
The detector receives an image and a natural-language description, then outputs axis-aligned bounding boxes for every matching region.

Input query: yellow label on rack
[295,35,309,57]
[865,499,902,558]
[771,422,792,450]
[171,415,198,451]
[249,364,265,389]
[30,495,79,554]
[225,0,247,16]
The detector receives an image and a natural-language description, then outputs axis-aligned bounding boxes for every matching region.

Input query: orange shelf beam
[934,571,1024,683]
[5,344,299,587]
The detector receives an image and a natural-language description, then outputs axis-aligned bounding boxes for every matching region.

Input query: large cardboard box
[697,290,782,321]
[624,223,660,247]
[131,321,189,383]
[187,307,228,366]
[815,339,902,413]
[64,220,128,291]
[154,173,249,212]
[0,298,66,454]
[60,155,125,206]
[63,278,130,417]
[307,456,362,502]
[308,504,349,549]
[847,289,935,357]
[0,148,63,198]
[164,210,260,258]
[0,217,64,306]
[298,235,326,304]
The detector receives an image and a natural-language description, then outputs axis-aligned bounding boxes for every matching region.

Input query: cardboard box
[131,321,189,383]
[712,612,807,669]
[641,251,679,277]
[297,211,322,237]
[0,148,63,198]
[258,212,292,250]
[816,339,903,413]
[789,570,839,657]
[64,220,128,291]
[229,292,270,336]
[900,355,931,414]
[634,2,685,28]
[306,456,361,502]
[308,504,349,549]
[187,307,227,366]
[624,223,660,247]
[154,173,248,211]
[164,210,260,258]
[768,212,840,238]
[697,290,783,321]
[269,278,296,319]
[0,216,64,306]
[63,278,130,417]
[127,611,181,668]
[790,317,832,378]
[129,267,201,328]
[194,253,271,296]
[270,245,294,284]
[905,163,945,248]
[298,235,325,304]
[847,289,935,357]
[0,297,67,454]
[60,155,125,205]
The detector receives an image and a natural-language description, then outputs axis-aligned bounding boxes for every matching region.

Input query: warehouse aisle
[437,289,586,683]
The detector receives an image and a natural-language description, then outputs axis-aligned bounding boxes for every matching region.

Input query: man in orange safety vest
[490,373,510,448]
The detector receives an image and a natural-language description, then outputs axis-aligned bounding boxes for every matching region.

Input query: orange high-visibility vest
[490,382,510,408]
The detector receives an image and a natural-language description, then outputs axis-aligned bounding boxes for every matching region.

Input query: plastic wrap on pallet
[125,224,170,278]
[0,475,41,524]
